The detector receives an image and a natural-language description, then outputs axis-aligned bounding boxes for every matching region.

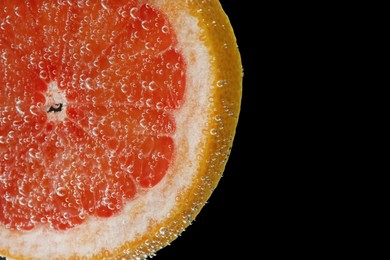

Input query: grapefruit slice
[0,0,242,258]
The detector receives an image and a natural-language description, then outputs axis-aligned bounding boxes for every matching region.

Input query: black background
[1,1,255,259]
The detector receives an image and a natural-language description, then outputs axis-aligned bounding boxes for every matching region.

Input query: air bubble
[148,81,157,91]
[214,115,222,122]
[100,0,108,10]
[24,115,31,123]
[142,81,148,89]
[117,9,126,18]
[85,78,93,90]
[38,61,45,69]
[162,26,169,34]
[92,127,99,136]
[56,187,66,197]
[29,105,40,116]
[217,80,228,88]
[15,101,24,115]
[139,119,146,128]
[121,84,129,93]
[141,21,149,30]
[35,152,42,159]
[159,227,167,235]
[125,165,134,173]
[28,148,36,158]
[14,6,21,17]
[18,197,27,206]
[69,39,75,47]
[146,98,153,107]
[39,71,48,80]
[156,102,163,110]
[78,210,86,219]
[7,131,14,139]
[210,128,217,136]
[130,7,138,19]
[108,203,115,210]
[86,43,91,52]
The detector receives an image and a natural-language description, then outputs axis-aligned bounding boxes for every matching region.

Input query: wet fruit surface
[0,1,185,231]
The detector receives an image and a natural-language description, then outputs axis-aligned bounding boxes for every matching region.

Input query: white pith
[0,1,212,259]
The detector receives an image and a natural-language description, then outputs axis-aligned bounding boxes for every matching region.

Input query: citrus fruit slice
[0,0,242,258]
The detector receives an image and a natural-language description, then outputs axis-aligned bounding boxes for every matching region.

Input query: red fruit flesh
[0,1,185,230]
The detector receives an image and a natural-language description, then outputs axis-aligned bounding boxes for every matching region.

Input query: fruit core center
[45,81,67,121]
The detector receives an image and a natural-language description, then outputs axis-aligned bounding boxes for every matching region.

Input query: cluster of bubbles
[0,1,186,231]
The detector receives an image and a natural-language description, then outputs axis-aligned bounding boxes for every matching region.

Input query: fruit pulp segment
[0,0,185,230]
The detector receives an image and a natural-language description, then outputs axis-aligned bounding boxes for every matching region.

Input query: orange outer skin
[115,1,242,258]
[0,0,242,259]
